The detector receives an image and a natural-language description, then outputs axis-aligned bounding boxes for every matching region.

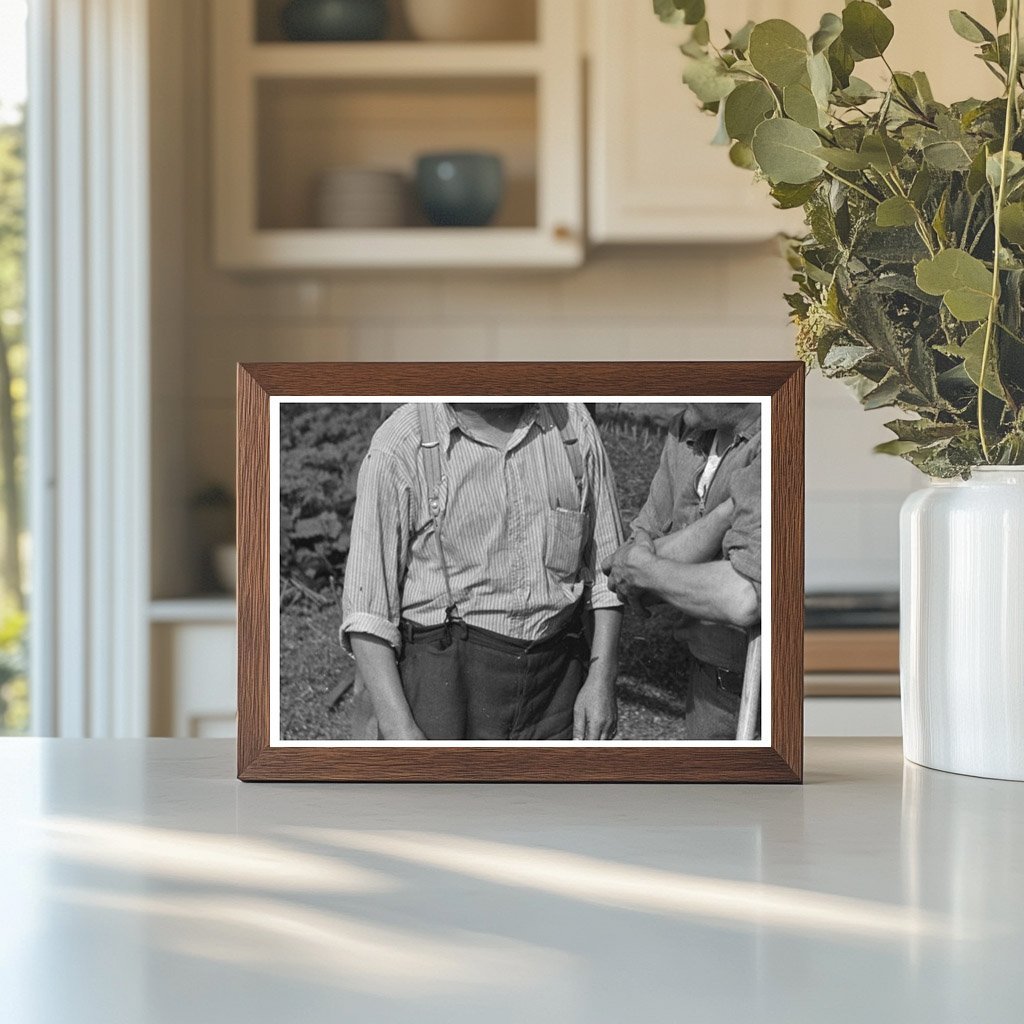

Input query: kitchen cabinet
[587,0,812,243]
[211,0,583,269]
[587,0,999,244]
[150,600,237,738]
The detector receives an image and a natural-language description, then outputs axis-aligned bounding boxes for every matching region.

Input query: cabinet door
[587,0,809,243]
[588,0,995,244]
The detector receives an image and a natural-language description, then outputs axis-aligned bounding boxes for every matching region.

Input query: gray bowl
[280,0,388,42]
[415,152,505,228]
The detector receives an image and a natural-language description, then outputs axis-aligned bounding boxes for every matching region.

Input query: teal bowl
[281,0,388,42]
[415,153,505,228]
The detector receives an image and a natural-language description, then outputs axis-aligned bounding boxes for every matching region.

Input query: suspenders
[416,402,458,622]
[547,403,585,505]
[416,403,586,625]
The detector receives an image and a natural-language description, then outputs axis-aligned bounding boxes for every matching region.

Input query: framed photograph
[237,362,804,782]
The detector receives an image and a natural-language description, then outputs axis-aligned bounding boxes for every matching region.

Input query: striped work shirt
[341,402,624,650]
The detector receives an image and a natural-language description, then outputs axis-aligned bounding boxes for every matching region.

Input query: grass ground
[279,418,689,741]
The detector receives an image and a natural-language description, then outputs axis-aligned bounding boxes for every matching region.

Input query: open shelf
[257,76,538,232]
[254,0,538,44]
[213,0,582,269]
[218,227,579,269]
[249,41,544,77]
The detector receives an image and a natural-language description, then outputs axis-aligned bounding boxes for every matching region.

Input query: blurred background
[0,0,999,740]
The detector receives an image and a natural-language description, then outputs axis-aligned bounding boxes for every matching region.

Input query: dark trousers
[398,618,587,740]
[686,658,743,740]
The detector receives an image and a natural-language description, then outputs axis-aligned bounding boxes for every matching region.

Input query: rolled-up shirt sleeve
[629,426,678,542]
[340,448,411,652]
[579,413,624,611]
[722,453,762,610]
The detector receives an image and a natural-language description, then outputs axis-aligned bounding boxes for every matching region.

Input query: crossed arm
[602,498,759,629]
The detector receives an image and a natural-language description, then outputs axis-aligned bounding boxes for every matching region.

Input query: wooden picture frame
[238,362,804,782]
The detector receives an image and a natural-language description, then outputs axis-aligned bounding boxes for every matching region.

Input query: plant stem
[884,171,939,254]
[822,167,880,205]
[978,0,1021,462]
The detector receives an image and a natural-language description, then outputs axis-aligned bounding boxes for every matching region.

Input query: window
[0,0,28,734]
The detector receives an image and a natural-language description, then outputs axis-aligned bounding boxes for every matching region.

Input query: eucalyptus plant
[657,0,1024,475]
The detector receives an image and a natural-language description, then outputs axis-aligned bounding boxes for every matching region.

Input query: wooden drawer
[805,629,899,674]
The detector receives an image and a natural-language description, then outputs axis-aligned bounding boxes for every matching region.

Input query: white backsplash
[180,248,917,594]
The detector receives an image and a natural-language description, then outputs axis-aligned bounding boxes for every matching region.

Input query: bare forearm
[588,608,622,686]
[652,499,734,563]
[631,558,759,627]
[349,633,422,739]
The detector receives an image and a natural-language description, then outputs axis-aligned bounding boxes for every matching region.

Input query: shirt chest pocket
[544,507,588,583]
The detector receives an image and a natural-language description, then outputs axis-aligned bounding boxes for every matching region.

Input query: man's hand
[606,542,656,611]
[573,673,617,740]
[377,717,427,741]
[601,532,654,576]
[603,535,657,617]
[349,633,426,741]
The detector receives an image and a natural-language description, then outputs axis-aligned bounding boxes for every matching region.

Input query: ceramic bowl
[281,0,388,42]
[415,152,504,228]
[403,0,533,42]
[315,168,407,228]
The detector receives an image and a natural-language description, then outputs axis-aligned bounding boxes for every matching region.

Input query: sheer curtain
[28,0,150,736]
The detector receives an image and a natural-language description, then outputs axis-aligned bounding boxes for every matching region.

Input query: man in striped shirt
[341,402,625,741]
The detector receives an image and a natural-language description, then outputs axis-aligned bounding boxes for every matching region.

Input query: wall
[155,0,920,598]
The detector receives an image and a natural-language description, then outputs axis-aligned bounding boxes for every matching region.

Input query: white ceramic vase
[900,467,1024,781]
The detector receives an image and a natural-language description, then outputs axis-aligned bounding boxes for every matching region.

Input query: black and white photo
[271,398,770,746]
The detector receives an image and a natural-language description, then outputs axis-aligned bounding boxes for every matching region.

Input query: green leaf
[814,145,872,170]
[861,133,904,173]
[682,57,736,104]
[810,12,843,54]
[932,189,950,246]
[885,418,963,443]
[939,325,1005,398]
[827,35,856,88]
[909,164,933,205]
[875,439,922,455]
[654,0,705,26]
[876,197,918,228]
[993,0,1008,24]
[913,71,935,104]
[967,144,991,193]
[784,81,824,129]
[724,20,755,53]
[915,249,994,322]
[1000,203,1024,245]
[892,72,923,110]
[771,180,820,209]
[948,10,994,44]
[723,81,775,144]
[752,118,828,184]
[923,140,972,171]
[862,374,903,409]
[808,51,833,109]
[748,20,809,86]
[729,140,757,169]
[986,150,1024,191]
[842,1,895,59]
[836,76,879,104]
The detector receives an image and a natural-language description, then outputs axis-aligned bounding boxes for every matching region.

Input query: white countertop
[1,738,1020,1023]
